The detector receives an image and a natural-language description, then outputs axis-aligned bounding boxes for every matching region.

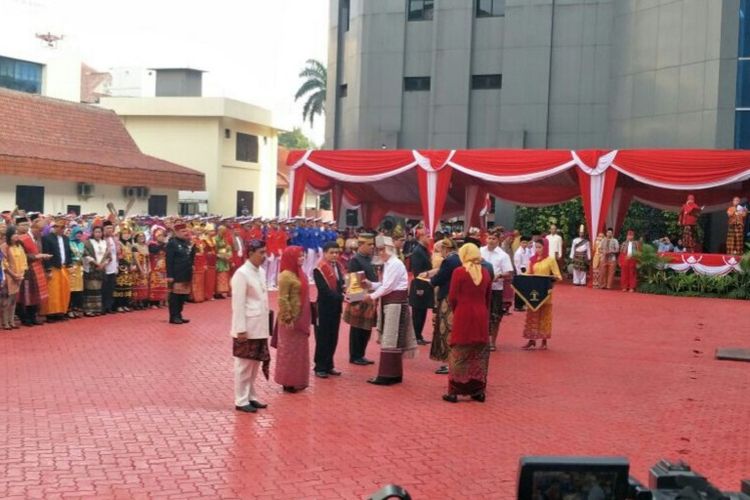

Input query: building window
[236,132,259,162]
[341,0,350,32]
[736,0,750,148]
[408,0,434,21]
[404,76,431,91]
[339,83,348,97]
[15,185,44,213]
[476,0,505,18]
[0,56,43,94]
[472,74,502,90]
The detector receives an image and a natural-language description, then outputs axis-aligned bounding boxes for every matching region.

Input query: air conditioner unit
[137,186,150,199]
[123,186,137,199]
[77,182,94,197]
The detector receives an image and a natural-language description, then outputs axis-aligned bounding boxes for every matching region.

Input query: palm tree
[295,59,326,127]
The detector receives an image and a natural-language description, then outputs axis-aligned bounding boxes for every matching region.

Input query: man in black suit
[312,241,346,378]
[41,218,72,322]
[408,229,433,345]
[166,222,196,325]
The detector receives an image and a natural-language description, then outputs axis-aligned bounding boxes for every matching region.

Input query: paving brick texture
[1,285,749,499]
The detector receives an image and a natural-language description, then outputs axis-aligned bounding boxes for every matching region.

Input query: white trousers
[265,254,278,288]
[234,357,260,406]
[572,269,587,285]
[304,248,318,282]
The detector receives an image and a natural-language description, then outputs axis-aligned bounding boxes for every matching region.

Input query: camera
[517,456,750,500]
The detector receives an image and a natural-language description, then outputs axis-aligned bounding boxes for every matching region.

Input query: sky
[2,0,329,144]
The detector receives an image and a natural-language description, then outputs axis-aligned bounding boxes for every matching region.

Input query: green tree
[295,59,326,128]
[278,127,316,149]
[514,199,585,242]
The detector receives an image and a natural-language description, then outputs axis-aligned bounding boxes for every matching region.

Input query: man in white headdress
[362,235,418,385]
[569,224,592,286]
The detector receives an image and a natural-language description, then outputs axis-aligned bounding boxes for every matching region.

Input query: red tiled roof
[0,88,204,190]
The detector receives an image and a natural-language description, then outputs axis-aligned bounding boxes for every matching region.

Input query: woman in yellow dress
[522,239,562,350]
[591,232,604,289]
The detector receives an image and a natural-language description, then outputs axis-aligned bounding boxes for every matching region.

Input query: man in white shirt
[480,231,514,351]
[545,224,564,276]
[363,235,417,385]
[569,225,592,286]
[102,220,119,313]
[512,236,533,311]
[230,240,271,413]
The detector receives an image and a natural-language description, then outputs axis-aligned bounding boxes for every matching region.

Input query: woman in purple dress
[274,245,311,393]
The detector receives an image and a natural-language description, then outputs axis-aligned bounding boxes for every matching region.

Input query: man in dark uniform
[408,229,433,345]
[425,238,462,375]
[343,233,377,365]
[166,222,196,325]
[312,241,345,378]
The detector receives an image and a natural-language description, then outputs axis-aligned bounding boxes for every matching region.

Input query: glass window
[236,133,259,162]
[477,0,505,18]
[472,74,502,89]
[339,83,348,97]
[735,111,750,148]
[404,76,431,91]
[341,0,350,32]
[741,0,750,57]
[0,56,43,94]
[408,0,434,21]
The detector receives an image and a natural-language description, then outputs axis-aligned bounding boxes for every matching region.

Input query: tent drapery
[288,149,750,236]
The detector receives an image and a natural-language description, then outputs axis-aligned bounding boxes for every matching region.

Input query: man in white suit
[230,239,271,413]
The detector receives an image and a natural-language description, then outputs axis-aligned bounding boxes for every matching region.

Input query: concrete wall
[608,0,739,148]
[328,0,740,151]
[114,113,278,218]
[0,175,177,215]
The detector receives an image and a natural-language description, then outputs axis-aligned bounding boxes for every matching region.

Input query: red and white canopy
[287,149,750,235]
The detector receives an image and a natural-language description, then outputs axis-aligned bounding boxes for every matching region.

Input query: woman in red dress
[274,246,311,393]
[443,243,491,403]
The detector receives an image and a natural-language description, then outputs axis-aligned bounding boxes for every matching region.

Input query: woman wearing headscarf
[443,243,492,403]
[68,226,85,318]
[274,245,311,393]
[521,239,562,350]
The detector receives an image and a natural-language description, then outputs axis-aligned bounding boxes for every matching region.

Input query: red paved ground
[1,285,749,499]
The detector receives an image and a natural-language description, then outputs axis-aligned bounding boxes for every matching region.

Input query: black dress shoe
[435,366,449,375]
[282,386,298,393]
[315,371,329,379]
[416,339,431,345]
[179,318,190,324]
[327,369,342,376]
[169,318,184,324]
[442,394,458,403]
[471,393,486,403]
[361,357,375,365]
[367,376,402,386]
[235,404,257,413]
[249,400,267,409]
[350,358,369,366]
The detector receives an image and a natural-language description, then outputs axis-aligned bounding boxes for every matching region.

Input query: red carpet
[1,285,748,498]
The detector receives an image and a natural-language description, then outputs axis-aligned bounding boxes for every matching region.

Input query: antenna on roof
[35,32,64,48]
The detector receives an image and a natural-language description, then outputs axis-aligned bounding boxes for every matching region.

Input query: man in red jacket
[619,230,641,293]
